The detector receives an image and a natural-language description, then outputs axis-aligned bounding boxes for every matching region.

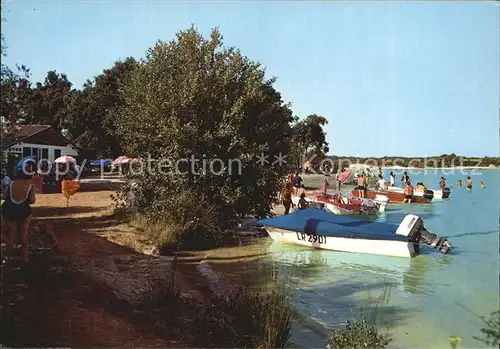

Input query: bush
[474,310,500,347]
[194,286,293,348]
[328,319,391,349]
[192,265,294,349]
[128,188,234,252]
[113,26,293,240]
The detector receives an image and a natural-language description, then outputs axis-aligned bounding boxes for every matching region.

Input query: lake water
[273,169,499,348]
[202,169,498,348]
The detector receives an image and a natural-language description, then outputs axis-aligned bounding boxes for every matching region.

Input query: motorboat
[387,185,450,199]
[257,209,452,258]
[315,193,389,215]
[351,188,433,204]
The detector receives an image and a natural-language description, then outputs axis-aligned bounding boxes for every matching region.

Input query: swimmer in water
[466,176,472,190]
[480,181,485,189]
[457,179,462,188]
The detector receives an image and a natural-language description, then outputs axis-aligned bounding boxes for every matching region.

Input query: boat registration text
[296,232,327,244]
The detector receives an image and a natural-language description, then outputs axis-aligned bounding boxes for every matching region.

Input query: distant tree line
[324,154,500,168]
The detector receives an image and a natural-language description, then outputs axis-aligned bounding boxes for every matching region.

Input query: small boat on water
[387,185,451,199]
[315,193,389,215]
[351,188,433,204]
[258,209,452,258]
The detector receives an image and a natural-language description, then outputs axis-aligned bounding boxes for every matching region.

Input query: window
[54,149,61,160]
[41,148,49,159]
[23,147,31,157]
[31,148,39,159]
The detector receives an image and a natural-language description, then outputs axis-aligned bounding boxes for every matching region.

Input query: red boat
[315,194,376,215]
[351,189,433,204]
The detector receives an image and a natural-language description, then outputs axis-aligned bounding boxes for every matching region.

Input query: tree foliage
[65,58,139,158]
[116,26,294,237]
[291,114,329,168]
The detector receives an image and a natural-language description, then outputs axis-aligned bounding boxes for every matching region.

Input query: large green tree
[117,27,294,228]
[65,57,139,158]
[291,114,329,168]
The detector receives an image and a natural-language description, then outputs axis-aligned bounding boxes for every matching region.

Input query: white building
[1,125,79,164]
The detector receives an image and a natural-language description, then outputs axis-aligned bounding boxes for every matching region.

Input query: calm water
[269,169,499,348]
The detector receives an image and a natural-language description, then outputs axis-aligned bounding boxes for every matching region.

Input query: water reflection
[268,240,445,297]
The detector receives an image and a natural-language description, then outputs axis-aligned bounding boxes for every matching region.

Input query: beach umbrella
[61,179,80,207]
[55,155,76,164]
[15,155,37,170]
[121,157,138,164]
[113,156,128,165]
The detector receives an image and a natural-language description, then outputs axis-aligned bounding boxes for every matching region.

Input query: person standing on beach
[389,172,396,187]
[1,168,36,262]
[357,173,367,198]
[321,174,329,196]
[439,177,446,189]
[466,176,472,190]
[281,183,293,215]
[293,172,303,195]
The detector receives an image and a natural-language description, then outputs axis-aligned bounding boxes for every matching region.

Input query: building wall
[4,142,79,163]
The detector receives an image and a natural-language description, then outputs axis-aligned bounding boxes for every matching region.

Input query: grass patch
[328,283,393,349]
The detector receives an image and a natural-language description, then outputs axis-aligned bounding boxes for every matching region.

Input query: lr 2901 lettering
[296,232,327,244]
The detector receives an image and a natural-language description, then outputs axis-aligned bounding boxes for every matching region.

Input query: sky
[2,0,499,157]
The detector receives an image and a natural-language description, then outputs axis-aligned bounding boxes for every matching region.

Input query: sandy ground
[1,191,223,347]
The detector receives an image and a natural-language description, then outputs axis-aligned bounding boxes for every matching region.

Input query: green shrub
[128,188,234,252]
[474,310,500,347]
[193,276,294,348]
[328,319,391,349]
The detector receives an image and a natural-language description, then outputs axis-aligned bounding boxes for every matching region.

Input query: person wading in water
[403,181,414,203]
[1,168,36,262]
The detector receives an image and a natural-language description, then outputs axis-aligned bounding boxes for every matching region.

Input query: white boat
[387,185,450,199]
[292,194,389,215]
[257,209,452,258]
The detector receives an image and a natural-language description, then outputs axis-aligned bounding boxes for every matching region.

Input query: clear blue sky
[2,1,499,157]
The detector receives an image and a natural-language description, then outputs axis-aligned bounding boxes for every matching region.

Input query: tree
[291,114,329,169]
[1,65,32,130]
[116,27,294,242]
[65,58,139,158]
[24,70,73,130]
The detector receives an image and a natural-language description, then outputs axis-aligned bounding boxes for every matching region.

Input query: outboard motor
[423,189,434,201]
[396,214,452,254]
[441,187,451,198]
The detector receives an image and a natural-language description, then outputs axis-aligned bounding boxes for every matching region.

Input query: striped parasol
[113,156,129,165]
[55,155,76,164]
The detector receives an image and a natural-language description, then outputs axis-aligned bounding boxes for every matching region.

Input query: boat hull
[388,186,450,199]
[266,227,417,258]
[351,189,432,204]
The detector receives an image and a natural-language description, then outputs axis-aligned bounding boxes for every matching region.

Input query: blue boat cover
[257,209,408,242]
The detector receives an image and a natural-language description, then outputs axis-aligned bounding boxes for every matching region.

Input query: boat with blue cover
[257,209,451,258]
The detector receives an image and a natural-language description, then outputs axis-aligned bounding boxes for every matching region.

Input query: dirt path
[1,191,217,347]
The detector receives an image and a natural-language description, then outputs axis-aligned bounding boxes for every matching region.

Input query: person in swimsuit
[321,174,329,195]
[389,172,395,186]
[403,181,414,203]
[1,169,36,262]
[439,177,446,189]
[457,179,463,188]
[292,172,303,196]
[281,183,293,215]
[356,173,366,198]
[297,193,309,210]
[401,171,410,186]
[480,181,485,189]
[466,176,472,190]
[377,175,388,190]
